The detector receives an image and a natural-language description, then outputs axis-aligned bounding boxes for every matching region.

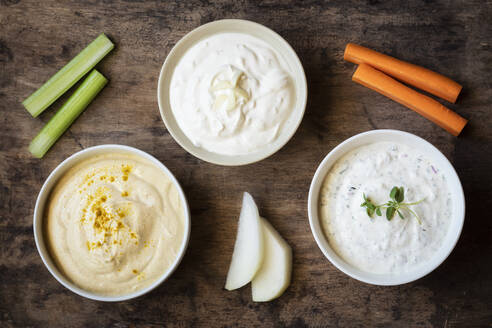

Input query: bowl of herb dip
[308,130,465,285]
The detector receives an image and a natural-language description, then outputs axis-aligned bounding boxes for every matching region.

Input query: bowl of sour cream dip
[33,145,191,301]
[308,130,465,285]
[157,19,307,166]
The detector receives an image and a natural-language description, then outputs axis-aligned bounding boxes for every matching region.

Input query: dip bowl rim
[307,129,466,286]
[157,18,308,166]
[33,144,191,301]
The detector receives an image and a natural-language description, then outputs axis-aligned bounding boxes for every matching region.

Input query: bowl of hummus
[33,145,190,301]
[308,130,465,285]
[157,19,307,166]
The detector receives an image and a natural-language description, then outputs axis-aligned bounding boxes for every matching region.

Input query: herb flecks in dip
[45,153,185,296]
[170,32,295,155]
[319,142,452,274]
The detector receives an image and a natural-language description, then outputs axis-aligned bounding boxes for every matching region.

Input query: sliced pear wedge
[251,217,292,302]
[225,192,264,291]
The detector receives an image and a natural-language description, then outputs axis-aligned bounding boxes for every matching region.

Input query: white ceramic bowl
[308,130,465,285]
[33,145,191,301]
[157,19,307,166]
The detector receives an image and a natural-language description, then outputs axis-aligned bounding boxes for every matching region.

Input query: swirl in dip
[170,32,295,155]
[45,153,185,296]
[319,142,452,274]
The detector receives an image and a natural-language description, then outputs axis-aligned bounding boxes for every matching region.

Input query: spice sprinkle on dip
[44,152,185,296]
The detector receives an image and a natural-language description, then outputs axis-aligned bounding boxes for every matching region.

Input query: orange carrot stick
[353,64,467,136]
[344,43,462,103]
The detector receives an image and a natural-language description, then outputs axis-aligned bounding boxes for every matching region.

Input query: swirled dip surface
[319,142,452,274]
[45,153,185,296]
[170,33,295,155]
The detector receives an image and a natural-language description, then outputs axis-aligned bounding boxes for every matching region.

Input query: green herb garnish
[360,186,424,224]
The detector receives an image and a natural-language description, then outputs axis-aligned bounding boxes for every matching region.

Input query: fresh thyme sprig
[360,186,424,224]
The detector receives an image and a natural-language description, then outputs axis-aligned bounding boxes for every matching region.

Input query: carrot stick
[353,64,467,136]
[344,43,462,103]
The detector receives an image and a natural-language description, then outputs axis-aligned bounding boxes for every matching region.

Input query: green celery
[22,34,113,117]
[29,70,107,158]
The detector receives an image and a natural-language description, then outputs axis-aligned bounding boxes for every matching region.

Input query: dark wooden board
[1,1,491,327]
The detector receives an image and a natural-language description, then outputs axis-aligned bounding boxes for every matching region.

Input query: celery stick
[29,70,107,158]
[22,34,113,117]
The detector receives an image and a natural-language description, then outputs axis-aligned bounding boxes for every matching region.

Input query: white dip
[170,33,295,155]
[319,142,452,274]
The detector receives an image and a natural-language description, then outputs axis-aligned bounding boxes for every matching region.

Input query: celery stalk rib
[29,70,108,158]
[22,34,113,117]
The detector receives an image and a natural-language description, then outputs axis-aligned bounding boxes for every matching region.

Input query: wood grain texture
[1,0,491,327]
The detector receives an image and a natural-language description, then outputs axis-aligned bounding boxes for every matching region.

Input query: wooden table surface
[1,1,491,327]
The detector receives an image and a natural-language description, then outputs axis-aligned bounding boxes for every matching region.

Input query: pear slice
[225,192,264,291]
[251,217,292,302]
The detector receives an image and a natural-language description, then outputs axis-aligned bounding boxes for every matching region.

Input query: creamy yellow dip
[45,152,185,296]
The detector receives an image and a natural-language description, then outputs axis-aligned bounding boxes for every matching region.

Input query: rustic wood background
[1,0,491,327]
